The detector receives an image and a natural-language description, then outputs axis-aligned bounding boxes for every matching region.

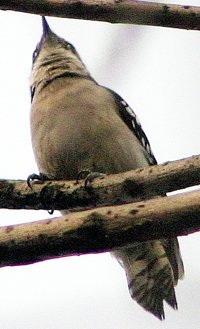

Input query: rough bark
[0,189,200,267]
[0,154,200,210]
[0,0,200,31]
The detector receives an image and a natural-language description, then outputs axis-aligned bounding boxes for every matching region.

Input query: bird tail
[113,238,183,319]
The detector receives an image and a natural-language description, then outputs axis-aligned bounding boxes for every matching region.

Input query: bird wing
[105,88,157,165]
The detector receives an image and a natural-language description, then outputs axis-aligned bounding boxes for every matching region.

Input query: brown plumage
[30,17,184,319]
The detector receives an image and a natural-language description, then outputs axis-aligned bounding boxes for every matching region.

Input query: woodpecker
[30,17,184,319]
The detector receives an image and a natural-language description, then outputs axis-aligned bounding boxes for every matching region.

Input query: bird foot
[27,172,50,189]
[27,173,54,215]
[76,169,106,188]
[76,169,91,184]
[84,172,106,188]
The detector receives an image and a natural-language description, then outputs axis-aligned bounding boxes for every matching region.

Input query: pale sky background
[0,1,200,328]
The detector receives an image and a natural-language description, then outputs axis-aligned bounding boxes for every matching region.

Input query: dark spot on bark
[113,198,124,205]
[107,210,112,215]
[5,226,14,233]
[137,204,145,208]
[136,168,143,173]
[38,233,45,241]
[69,212,108,251]
[163,5,169,12]
[26,234,31,240]
[129,209,138,215]
[10,239,16,246]
[123,179,144,197]
[162,161,170,166]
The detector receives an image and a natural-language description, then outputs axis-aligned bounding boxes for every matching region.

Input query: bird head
[30,17,90,98]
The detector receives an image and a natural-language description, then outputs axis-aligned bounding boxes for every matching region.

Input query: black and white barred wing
[107,88,157,166]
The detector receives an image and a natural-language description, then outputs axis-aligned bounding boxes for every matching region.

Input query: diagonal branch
[1,0,200,31]
[1,189,200,267]
[0,154,200,211]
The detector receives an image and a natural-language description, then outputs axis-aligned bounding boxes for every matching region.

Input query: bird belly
[31,81,148,180]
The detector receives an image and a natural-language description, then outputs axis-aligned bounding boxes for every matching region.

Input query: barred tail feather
[163,238,184,284]
[113,239,182,319]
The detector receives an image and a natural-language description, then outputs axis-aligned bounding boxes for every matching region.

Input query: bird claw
[76,169,106,188]
[27,172,50,189]
[84,172,106,188]
[27,172,54,215]
[76,169,91,184]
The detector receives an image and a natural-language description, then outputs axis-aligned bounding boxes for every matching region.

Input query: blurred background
[0,0,200,327]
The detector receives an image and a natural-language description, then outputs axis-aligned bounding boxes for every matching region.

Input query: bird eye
[66,43,76,53]
[32,48,39,63]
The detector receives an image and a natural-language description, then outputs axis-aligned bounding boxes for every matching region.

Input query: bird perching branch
[0,154,200,266]
[1,189,200,267]
[0,154,200,211]
[1,0,200,31]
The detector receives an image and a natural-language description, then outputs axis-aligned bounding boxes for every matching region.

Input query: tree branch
[1,154,200,210]
[1,0,200,31]
[0,189,200,267]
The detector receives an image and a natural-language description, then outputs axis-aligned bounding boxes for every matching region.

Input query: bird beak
[42,16,51,37]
